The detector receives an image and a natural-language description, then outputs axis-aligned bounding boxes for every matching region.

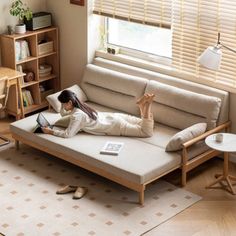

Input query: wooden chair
[0,76,10,146]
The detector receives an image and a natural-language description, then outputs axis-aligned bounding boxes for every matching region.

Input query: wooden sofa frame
[12,121,230,205]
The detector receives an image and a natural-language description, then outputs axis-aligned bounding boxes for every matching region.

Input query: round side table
[205,133,236,194]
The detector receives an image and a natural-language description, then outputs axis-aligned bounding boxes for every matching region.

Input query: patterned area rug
[0,144,201,236]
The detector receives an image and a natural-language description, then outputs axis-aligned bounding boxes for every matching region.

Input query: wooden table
[0,67,25,120]
[205,133,236,194]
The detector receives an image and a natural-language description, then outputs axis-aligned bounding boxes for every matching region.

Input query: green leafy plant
[9,0,33,22]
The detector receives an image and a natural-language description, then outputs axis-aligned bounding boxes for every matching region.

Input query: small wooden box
[38,41,53,55]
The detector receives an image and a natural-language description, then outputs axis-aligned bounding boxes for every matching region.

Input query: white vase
[15,24,26,34]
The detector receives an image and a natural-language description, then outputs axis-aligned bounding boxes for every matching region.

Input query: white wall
[46,0,87,89]
[0,0,47,64]
[46,0,100,89]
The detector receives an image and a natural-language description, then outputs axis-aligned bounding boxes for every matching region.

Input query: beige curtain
[93,0,172,29]
[172,0,236,88]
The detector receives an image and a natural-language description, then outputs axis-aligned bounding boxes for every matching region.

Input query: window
[93,0,236,90]
[93,0,172,63]
[107,18,172,59]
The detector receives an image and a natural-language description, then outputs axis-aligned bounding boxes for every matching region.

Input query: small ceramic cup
[215,133,223,142]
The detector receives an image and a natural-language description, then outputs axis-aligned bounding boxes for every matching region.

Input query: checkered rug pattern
[0,144,201,236]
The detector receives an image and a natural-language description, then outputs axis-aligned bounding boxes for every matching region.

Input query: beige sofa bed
[10,60,230,204]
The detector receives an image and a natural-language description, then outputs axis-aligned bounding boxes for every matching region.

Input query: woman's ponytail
[74,96,97,120]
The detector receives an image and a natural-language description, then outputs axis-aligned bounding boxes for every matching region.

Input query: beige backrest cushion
[46,85,87,113]
[94,57,229,126]
[145,81,222,130]
[81,64,147,116]
[165,123,207,151]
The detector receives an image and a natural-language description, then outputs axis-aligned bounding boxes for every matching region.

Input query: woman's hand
[41,127,54,135]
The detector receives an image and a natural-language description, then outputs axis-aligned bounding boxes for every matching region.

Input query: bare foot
[143,93,155,104]
[136,94,146,105]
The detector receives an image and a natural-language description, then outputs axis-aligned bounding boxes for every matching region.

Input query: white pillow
[165,123,207,152]
[46,85,87,112]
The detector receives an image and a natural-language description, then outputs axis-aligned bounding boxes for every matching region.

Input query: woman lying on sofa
[42,89,155,138]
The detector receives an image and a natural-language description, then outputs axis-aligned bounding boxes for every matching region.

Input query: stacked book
[15,40,30,61]
[22,89,34,107]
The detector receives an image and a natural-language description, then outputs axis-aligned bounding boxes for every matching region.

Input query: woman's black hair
[58,89,97,120]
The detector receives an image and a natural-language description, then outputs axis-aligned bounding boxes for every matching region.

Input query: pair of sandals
[56,185,88,199]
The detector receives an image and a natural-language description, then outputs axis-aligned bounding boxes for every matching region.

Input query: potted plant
[9,0,33,34]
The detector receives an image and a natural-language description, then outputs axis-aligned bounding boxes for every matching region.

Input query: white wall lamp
[198,33,236,70]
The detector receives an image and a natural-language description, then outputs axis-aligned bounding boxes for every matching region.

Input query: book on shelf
[15,40,30,61]
[22,89,34,107]
[100,141,124,156]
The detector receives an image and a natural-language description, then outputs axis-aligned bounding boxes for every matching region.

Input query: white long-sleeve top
[53,107,118,138]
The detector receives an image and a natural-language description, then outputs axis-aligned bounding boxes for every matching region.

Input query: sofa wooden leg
[15,140,20,150]
[139,185,145,205]
[139,190,144,205]
[182,170,187,186]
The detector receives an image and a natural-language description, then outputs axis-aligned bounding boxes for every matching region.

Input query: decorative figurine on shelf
[23,70,35,83]
[9,0,33,34]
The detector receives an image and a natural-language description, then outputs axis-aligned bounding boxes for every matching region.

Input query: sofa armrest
[182,121,231,149]
[180,121,231,186]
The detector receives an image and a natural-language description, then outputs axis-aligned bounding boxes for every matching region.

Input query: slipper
[72,187,88,199]
[56,185,78,194]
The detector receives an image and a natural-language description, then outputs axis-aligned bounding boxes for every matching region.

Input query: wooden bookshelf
[0,27,60,118]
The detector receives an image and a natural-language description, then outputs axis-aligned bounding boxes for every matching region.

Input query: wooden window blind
[93,0,172,29]
[172,0,236,88]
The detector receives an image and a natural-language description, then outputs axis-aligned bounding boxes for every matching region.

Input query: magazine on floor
[100,141,124,156]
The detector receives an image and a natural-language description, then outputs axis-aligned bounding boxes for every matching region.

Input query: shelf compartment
[38,41,54,56]
[21,80,39,88]
[39,74,57,82]
[39,79,55,103]
[16,56,37,65]
[22,84,40,108]
[17,60,38,86]
[15,34,37,59]
[40,89,54,103]
[38,55,59,91]
[37,28,58,56]
[37,51,57,59]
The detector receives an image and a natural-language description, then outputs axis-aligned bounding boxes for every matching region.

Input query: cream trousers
[106,113,154,137]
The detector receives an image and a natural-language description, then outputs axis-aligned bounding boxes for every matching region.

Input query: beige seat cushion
[165,123,207,152]
[10,109,182,184]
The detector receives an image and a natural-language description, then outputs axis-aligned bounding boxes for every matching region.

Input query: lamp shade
[198,46,222,70]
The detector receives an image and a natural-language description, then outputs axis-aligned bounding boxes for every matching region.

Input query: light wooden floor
[1,117,236,236]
